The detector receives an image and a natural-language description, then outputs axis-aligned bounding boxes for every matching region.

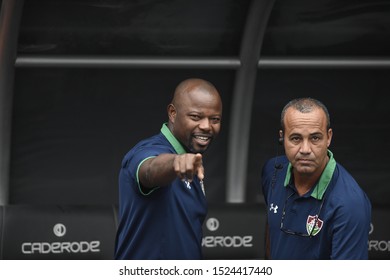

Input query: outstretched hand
[173,153,204,182]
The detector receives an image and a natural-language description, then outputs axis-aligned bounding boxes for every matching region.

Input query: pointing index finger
[195,153,204,180]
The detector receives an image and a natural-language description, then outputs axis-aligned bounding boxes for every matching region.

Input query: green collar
[161,123,186,155]
[283,150,336,200]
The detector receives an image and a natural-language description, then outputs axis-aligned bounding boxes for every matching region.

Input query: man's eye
[190,115,201,121]
[211,117,221,124]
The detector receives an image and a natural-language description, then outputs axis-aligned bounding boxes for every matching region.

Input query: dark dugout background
[1,0,390,259]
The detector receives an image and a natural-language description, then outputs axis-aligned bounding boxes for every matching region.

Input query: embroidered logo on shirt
[306,215,324,236]
[269,203,278,213]
[183,180,191,190]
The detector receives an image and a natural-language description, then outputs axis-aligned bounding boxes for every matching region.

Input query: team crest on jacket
[306,215,323,236]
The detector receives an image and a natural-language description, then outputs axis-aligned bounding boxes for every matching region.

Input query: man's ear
[167,104,176,123]
[278,130,284,145]
[327,128,333,147]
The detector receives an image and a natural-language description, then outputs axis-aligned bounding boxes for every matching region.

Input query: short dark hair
[280,97,331,131]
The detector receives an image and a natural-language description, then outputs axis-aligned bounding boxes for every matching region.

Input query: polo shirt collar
[161,123,186,155]
[283,150,336,200]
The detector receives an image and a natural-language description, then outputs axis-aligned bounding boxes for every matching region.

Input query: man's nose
[299,139,311,154]
[198,118,211,130]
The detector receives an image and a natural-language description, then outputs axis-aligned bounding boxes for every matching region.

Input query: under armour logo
[183,180,191,190]
[269,203,278,213]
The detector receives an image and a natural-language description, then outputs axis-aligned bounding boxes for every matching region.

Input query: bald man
[115,78,223,259]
